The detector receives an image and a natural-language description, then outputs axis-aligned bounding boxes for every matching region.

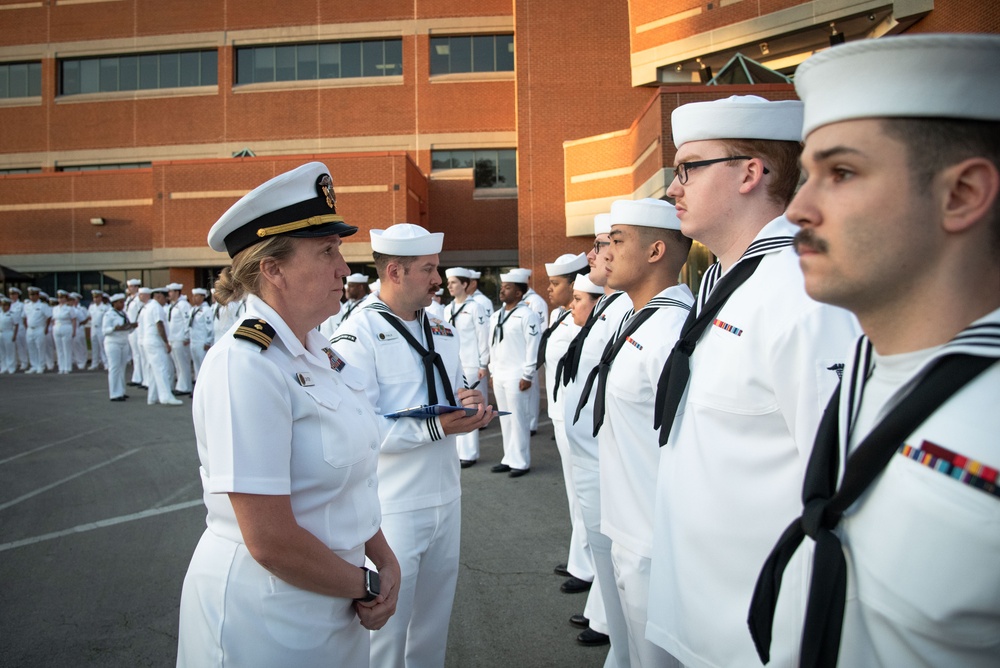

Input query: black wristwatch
[355,567,380,603]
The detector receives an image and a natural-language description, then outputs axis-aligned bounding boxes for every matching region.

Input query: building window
[0,167,41,175]
[429,35,513,75]
[432,149,516,188]
[0,61,42,98]
[59,50,217,96]
[58,162,152,172]
[235,39,403,85]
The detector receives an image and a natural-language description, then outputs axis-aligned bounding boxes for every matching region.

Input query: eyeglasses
[674,156,769,185]
[593,239,610,253]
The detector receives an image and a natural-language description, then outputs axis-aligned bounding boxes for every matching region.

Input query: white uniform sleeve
[767,301,860,463]
[333,315,448,454]
[472,301,490,367]
[521,309,542,381]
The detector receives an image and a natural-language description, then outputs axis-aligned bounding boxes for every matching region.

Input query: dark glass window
[59,162,152,172]
[431,149,516,188]
[235,39,403,85]
[429,34,514,75]
[0,62,42,98]
[59,50,217,95]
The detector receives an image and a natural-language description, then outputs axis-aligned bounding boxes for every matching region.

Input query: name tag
[295,371,314,387]
[376,331,398,342]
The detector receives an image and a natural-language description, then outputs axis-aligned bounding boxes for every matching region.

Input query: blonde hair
[213,236,296,305]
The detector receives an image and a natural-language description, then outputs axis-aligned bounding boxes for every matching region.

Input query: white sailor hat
[545,253,589,277]
[39,291,48,299]
[208,162,358,258]
[609,198,681,230]
[345,273,369,284]
[469,270,482,280]
[138,287,152,295]
[594,213,612,236]
[69,292,81,299]
[90,288,102,294]
[1,297,9,304]
[151,287,168,294]
[109,293,126,302]
[370,223,444,256]
[191,288,209,297]
[166,282,183,291]
[7,286,21,294]
[370,279,381,293]
[445,267,473,279]
[27,286,40,292]
[48,297,58,303]
[500,270,529,284]
[795,34,1000,139]
[517,267,533,276]
[56,289,68,296]
[126,278,142,287]
[573,273,604,294]
[671,95,803,148]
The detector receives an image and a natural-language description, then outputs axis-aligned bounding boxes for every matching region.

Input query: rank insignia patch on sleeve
[234,318,275,349]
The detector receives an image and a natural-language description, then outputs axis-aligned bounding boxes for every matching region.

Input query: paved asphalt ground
[0,368,608,668]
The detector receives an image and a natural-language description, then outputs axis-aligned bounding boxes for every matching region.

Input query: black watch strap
[354,566,380,603]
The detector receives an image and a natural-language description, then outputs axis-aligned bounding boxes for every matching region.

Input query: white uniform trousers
[141,339,175,404]
[26,326,47,372]
[128,330,143,384]
[53,323,74,373]
[170,339,193,392]
[72,328,88,369]
[492,376,532,470]
[610,543,679,668]
[455,366,482,462]
[191,342,209,382]
[104,336,130,399]
[554,417,594,582]
[15,326,28,369]
[0,331,15,373]
[45,330,56,369]
[89,328,106,369]
[574,462,630,668]
[370,498,460,668]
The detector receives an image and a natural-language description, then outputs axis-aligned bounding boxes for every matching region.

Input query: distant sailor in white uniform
[178,161,400,668]
[88,289,110,370]
[7,287,28,371]
[139,288,182,406]
[124,279,144,386]
[51,290,77,374]
[334,223,494,668]
[318,272,369,338]
[0,297,18,374]
[488,270,541,477]
[166,282,193,394]
[443,266,490,467]
[515,268,547,435]
[22,287,51,374]
[102,293,133,401]
[188,288,213,382]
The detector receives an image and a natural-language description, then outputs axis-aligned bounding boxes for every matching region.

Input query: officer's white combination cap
[610,198,681,230]
[109,293,126,302]
[445,267,474,279]
[671,94,803,148]
[545,253,589,276]
[27,286,40,292]
[795,34,1000,138]
[191,288,209,296]
[370,223,443,256]
[7,286,20,294]
[208,162,357,258]
[0,297,9,303]
[138,287,152,295]
[573,273,604,294]
[345,273,369,284]
[166,282,183,291]
[126,278,142,286]
[594,213,612,236]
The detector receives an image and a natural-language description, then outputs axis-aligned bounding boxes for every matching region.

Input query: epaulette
[233,318,275,349]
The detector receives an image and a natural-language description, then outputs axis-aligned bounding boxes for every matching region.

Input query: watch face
[369,570,381,596]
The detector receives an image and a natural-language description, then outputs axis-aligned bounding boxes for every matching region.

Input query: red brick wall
[906,1,1000,33]
[514,0,649,284]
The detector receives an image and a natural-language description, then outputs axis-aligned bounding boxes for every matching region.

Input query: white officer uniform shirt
[88,300,110,367]
[178,294,382,668]
[816,310,1000,667]
[646,217,861,668]
[0,306,17,372]
[7,297,26,368]
[22,299,51,371]
[102,306,130,398]
[24,299,51,330]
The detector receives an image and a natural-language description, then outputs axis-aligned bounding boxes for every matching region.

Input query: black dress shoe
[460,459,476,468]
[554,563,571,577]
[490,463,511,473]
[508,468,530,478]
[561,576,593,593]
[569,614,589,629]
[172,390,191,396]
[576,629,610,646]
[110,396,126,402]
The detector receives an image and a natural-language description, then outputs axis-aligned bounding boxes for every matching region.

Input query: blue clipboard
[384,404,510,419]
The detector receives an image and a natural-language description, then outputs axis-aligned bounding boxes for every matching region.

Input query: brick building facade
[1,0,996,300]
